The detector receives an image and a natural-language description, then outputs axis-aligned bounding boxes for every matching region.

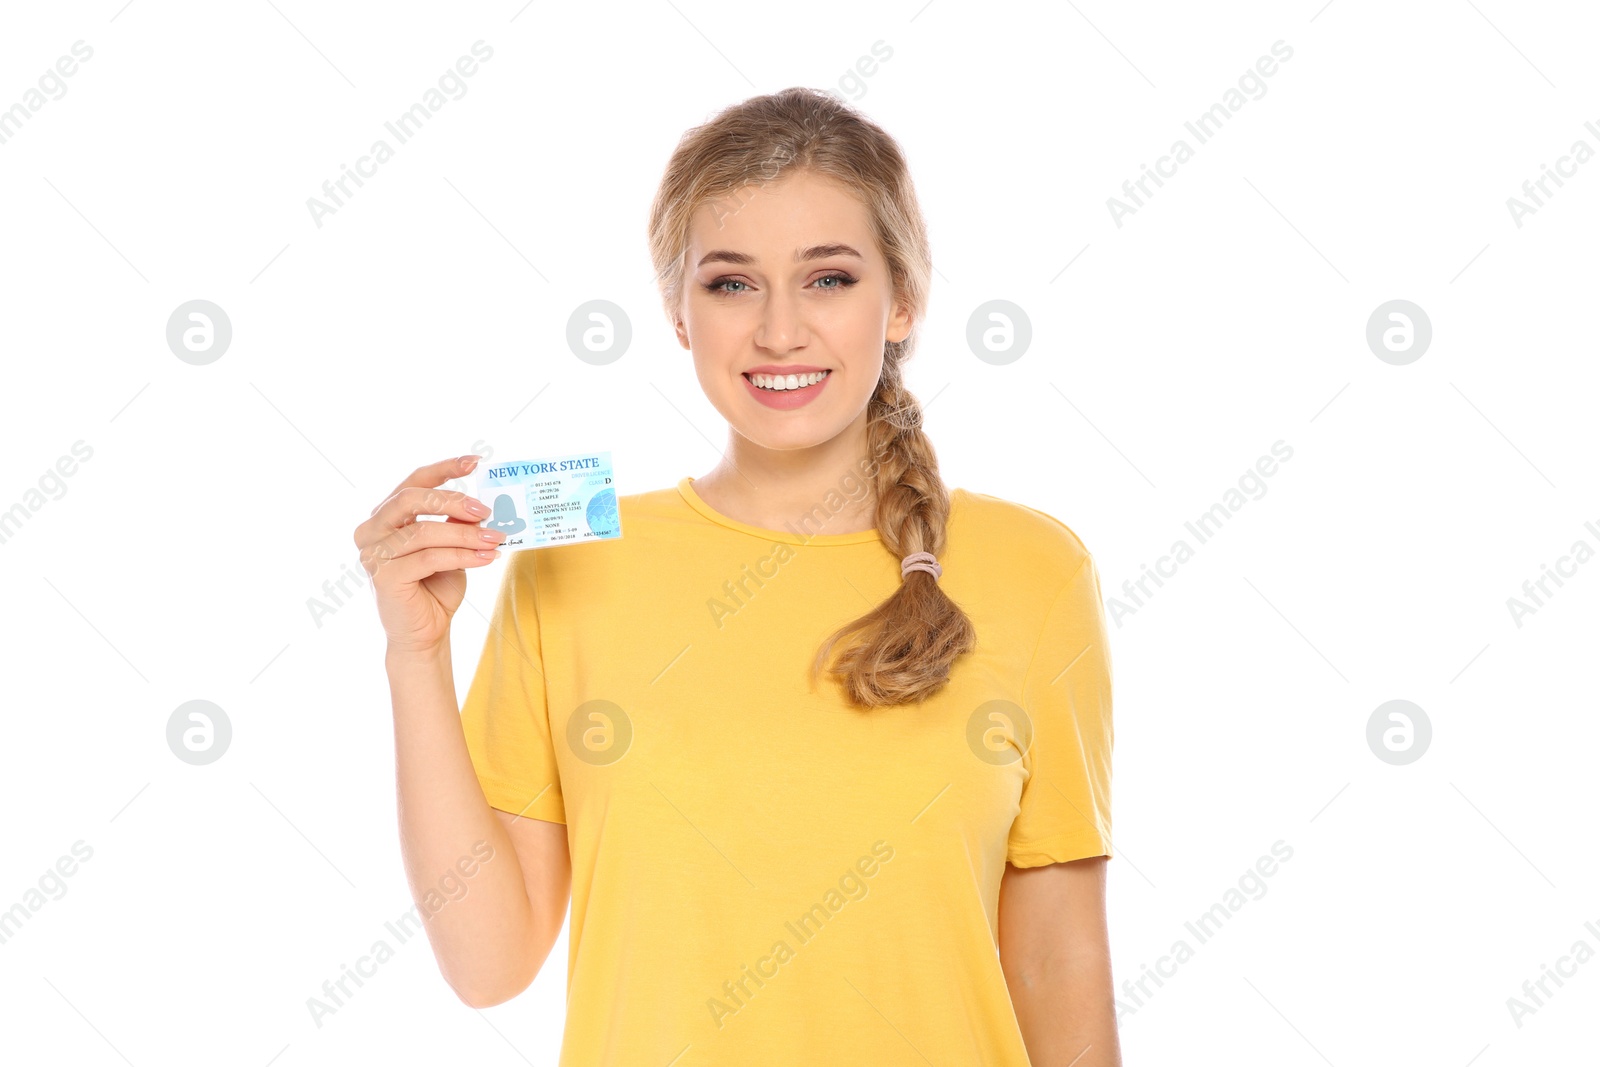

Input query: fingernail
[461,454,480,470]
[467,499,490,515]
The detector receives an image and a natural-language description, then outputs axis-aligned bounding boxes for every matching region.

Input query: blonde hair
[647,87,976,708]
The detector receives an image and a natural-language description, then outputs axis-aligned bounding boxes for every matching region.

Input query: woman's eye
[704,272,857,295]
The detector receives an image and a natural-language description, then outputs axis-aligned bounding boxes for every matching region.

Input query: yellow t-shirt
[460,476,1113,1064]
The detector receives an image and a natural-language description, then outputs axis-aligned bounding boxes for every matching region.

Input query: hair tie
[901,551,941,581]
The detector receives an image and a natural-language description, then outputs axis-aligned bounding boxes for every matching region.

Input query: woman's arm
[389,645,570,1006]
[998,856,1122,1066]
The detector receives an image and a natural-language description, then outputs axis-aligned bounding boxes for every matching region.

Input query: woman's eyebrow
[696,243,864,268]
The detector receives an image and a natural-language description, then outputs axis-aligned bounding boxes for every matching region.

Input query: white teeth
[749,370,829,391]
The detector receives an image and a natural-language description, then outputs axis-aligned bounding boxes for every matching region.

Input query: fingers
[370,482,489,532]
[367,545,498,589]
[384,454,481,508]
[356,454,488,549]
[361,507,507,579]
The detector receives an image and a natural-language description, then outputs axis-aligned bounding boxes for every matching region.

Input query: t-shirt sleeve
[1007,553,1113,867]
[458,552,566,824]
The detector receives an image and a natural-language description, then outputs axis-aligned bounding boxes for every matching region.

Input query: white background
[1,1,1596,1063]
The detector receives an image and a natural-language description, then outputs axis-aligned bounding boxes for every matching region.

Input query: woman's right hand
[354,454,506,655]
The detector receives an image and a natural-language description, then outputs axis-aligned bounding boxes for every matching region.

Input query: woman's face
[674,168,912,453]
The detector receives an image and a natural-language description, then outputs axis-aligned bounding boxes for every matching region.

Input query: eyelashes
[702,271,859,296]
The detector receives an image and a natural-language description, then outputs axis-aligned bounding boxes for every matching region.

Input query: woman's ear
[887,300,913,345]
[674,318,690,350]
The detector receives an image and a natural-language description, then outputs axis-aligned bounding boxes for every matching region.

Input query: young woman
[356,87,1118,1065]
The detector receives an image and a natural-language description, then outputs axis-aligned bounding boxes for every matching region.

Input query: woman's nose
[756,289,804,351]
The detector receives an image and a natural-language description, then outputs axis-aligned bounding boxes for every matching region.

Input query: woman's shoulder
[951,486,1095,572]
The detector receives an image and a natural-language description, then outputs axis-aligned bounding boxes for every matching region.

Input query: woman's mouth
[746,369,831,391]
[742,369,832,409]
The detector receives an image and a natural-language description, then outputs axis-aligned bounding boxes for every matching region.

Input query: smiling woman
[362,86,1119,1067]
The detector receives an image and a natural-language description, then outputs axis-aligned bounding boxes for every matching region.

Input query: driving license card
[473,451,621,550]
